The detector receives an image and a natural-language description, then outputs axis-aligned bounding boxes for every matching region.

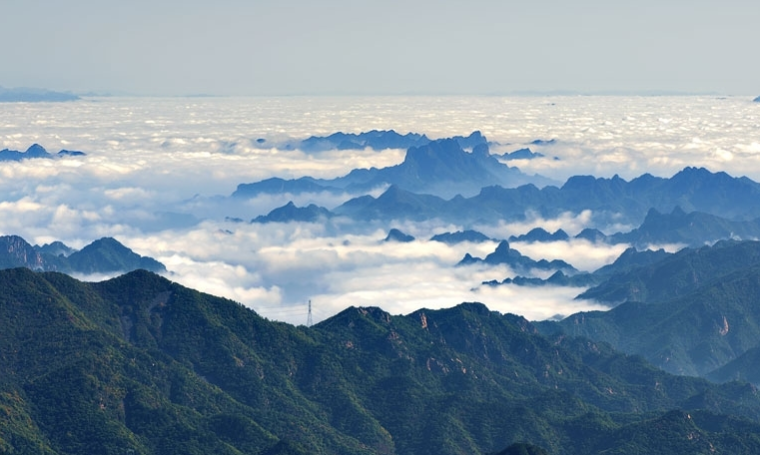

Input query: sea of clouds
[1,95,758,324]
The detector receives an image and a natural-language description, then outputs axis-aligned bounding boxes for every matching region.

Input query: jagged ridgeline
[0,235,165,274]
[247,164,760,229]
[4,269,760,454]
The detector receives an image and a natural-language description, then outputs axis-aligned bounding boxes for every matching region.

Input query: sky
[2,0,758,96]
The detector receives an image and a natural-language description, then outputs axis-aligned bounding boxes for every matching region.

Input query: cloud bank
[2,95,758,324]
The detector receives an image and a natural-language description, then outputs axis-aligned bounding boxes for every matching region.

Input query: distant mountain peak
[25,143,48,155]
[1,234,165,274]
[0,144,87,162]
[430,229,491,244]
[68,236,166,274]
[252,201,333,223]
[493,240,512,255]
[509,227,570,243]
[384,228,415,243]
[236,132,555,201]
[459,239,577,275]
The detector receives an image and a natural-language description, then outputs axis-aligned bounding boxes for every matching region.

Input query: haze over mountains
[0,144,85,161]
[247,164,760,228]
[235,132,556,199]
[0,85,80,102]
[4,95,760,454]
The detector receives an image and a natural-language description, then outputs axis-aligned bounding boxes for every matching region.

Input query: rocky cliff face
[0,235,46,269]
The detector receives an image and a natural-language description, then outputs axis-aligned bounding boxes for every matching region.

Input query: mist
[2,95,757,324]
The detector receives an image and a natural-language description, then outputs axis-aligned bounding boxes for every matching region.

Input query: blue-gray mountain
[459,240,577,276]
[430,229,492,244]
[607,206,760,248]
[384,228,415,243]
[483,247,672,290]
[235,134,555,199]
[0,144,86,161]
[509,228,569,243]
[538,240,760,378]
[497,147,546,161]
[0,86,80,102]
[0,235,166,274]
[253,167,760,228]
[507,207,760,250]
[251,201,332,223]
[256,130,486,153]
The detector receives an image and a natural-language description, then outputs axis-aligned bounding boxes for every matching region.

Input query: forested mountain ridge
[4,268,760,454]
[540,240,760,377]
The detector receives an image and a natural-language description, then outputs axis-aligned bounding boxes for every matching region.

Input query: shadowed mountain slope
[539,241,760,377]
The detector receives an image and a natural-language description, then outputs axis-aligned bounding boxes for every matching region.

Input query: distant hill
[0,144,86,161]
[334,185,448,221]
[0,86,80,102]
[575,228,610,243]
[497,148,545,161]
[298,130,432,152]
[609,206,760,248]
[384,228,414,242]
[323,167,760,226]
[576,239,760,305]
[430,230,492,244]
[592,247,672,276]
[4,269,760,454]
[754,96,760,102]
[251,201,332,223]
[0,235,165,274]
[235,134,555,199]
[483,247,672,290]
[66,237,166,274]
[258,129,486,153]
[509,228,569,243]
[459,240,577,275]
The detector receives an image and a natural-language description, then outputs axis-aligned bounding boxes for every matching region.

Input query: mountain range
[0,235,166,274]
[497,148,546,161]
[482,247,672,290]
[248,166,760,229]
[459,240,577,275]
[235,134,555,199]
[0,144,86,161]
[430,229,492,244]
[536,240,760,379]
[254,130,494,153]
[0,86,80,102]
[509,228,570,243]
[5,268,760,454]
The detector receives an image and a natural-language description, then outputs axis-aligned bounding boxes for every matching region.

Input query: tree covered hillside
[2,268,760,454]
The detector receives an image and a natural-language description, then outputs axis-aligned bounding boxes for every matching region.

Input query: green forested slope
[2,268,760,455]
[544,241,760,377]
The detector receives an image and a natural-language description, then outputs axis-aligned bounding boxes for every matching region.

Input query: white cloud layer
[2,95,757,324]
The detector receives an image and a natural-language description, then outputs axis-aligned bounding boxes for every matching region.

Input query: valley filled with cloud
[2,95,759,324]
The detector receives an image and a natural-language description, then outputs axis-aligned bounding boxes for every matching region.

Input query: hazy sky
[2,0,758,96]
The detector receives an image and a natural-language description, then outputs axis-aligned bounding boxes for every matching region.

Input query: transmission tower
[307,300,313,327]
